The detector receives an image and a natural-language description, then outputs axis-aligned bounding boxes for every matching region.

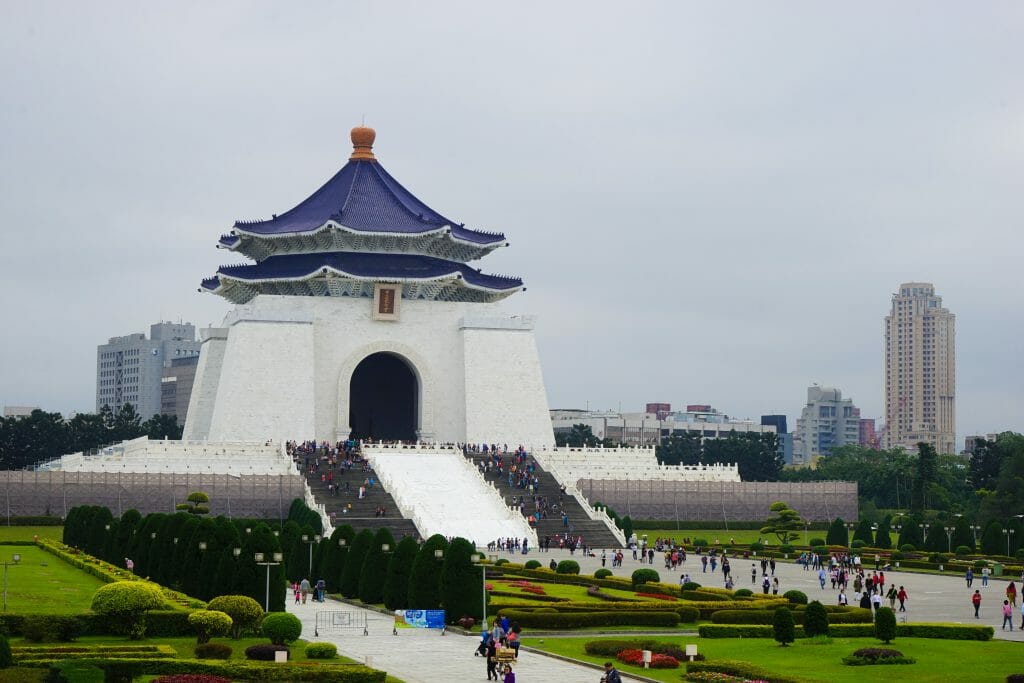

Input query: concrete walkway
[286,592,650,682]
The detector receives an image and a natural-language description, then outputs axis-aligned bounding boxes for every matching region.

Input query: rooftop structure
[793,385,861,465]
[202,127,521,305]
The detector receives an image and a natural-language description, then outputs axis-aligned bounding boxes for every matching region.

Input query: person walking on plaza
[982,565,991,586]
[601,661,623,683]
[965,567,974,588]
[485,640,498,681]
[818,567,827,589]
[897,585,908,612]
[972,590,982,618]
[299,577,311,604]
[886,584,897,610]
[1002,600,1014,631]
[1007,581,1017,607]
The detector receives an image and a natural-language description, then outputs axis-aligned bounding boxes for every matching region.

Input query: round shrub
[495,558,509,566]
[206,595,264,640]
[891,551,905,561]
[21,615,83,643]
[803,600,829,637]
[927,553,948,564]
[973,560,990,569]
[733,588,753,597]
[194,642,233,660]
[188,610,233,645]
[594,568,612,579]
[779,544,795,555]
[631,568,660,586]
[783,590,808,605]
[555,560,580,575]
[693,538,708,547]
[955,545,973,557]
[0,633,11,669]
[811,545,828,556]
[681,582,702,591]
[809,537,826,547]
[244,644,289,661]
[899,543,916,553]
[90,581,167,640]
[524,560,542,570]
[260,612,302,645]
[851,540,866,549]
[749,542,765,552]
[304,642,338,659]
[853,647,904,659]
[1015,549,1024,560]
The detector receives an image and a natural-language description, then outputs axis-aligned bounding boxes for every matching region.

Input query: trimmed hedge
[555,560,580,575]
[594,568,612,579]
[698,622,994,640]
[494,608,680,629]
[24,658,386,681]
[14,644,177,662]
[685,659,806,683]
[245,644,290,661]
[710,608,872,625]
[194,643,232,660]
[304,643,338,659]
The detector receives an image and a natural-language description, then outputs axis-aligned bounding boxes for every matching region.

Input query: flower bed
[616,648,679,669]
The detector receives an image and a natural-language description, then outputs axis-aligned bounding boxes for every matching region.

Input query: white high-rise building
[793,386,861,465]
[884,282,956,454]
[96,322,201,419]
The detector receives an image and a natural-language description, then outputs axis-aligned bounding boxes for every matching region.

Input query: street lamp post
[845,523,856,547]
[2,554,21,612]
[970,525,981,548]
[920,523,929,548]
[301,534,321,576]
[944,526,953,553]
[255,552,284,612]
[1003,529,1016,557]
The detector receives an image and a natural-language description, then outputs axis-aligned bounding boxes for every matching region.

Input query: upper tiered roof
[201,126,523,305]
[219,127,506,263]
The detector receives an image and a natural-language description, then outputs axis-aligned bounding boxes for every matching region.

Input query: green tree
[874,606,896,644]
[142,413,183,440]
[339,529,373,599]
[704,431,783,481]
[112,403,144,442]
[327,525,355,592]
[620,515,634,540]
[760,501,805,545]
[826,518,847,546]
[969,434,1009,492]
[407,535,449,609]
[952,515,975,550]
[288,524,316,581]
[772,606,795,646]
[439,537,483,624]
[656,431,703,466]
[176,491,211,516]
[980,520,1004,556]
[924,523,947,553]
[874,515,892,549]
[896,516,924,549]
[206,595,264,640]
[912,443,939,512]
[803,600,829,637]
[979,434,1024,529]
[384,536,418,610]
[555,424,600,447]
[853,519,874,545]
[358,528,396,604]
[90,581,166,640]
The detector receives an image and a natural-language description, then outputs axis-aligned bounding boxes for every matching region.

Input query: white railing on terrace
[363,445,537,548]
[42,438,293,475]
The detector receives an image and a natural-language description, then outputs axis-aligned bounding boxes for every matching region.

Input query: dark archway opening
[348,352,418,442]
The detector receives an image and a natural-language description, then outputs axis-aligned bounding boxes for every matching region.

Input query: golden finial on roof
[350,126,376,161]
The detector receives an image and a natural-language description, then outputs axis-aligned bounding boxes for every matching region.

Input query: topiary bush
[779,544,795,555]
[244,643,289,661]
[1015,549,1024,560]
[0,633,11,669]
[955,545,973,556]
[899,544,916,553]
[809,537,826,547]
[524,560,542,570]
[803,600,829,637]
[733,588,753,597]
[205,596,264,640]
[555,560,580,575]
[749,542,766,553]
[594,568,612,579]
[773,607,795,646]
[21,615,84,642]
[928,553,948,564]
[891,551,905,561]
[187,610,233,645]
[89,581,167,640]
[875,606,896,644]
[682,582,702,591]
[851,540,865,549]
[783,590,808,605]
[843,647,916,665]
[194,642,233,660]
[260,612,302,645]
[631,568,660,587]
[495,558,509,566]
[693,538,708,547]
[304,642,338,659]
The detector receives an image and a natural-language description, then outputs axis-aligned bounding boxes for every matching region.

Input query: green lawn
[0,526,63,542]
[0,545,106,613]
[493,578,644,602]
[523,635,1024,682]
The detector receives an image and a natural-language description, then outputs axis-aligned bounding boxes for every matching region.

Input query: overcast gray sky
[2,2,1021,445]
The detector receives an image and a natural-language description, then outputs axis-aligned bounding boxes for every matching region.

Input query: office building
[96,322,201,419]
[793,385,861,465]
[761,414,794,465]
[884,282,956,454]
[161,355,201,423]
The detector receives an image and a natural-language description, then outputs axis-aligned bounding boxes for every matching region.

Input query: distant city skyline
[2,4,1021,445]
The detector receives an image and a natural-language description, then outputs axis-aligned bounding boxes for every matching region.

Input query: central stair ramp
[362,444,537,548]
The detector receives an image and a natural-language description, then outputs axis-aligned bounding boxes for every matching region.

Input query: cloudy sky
[2,2,1021,444]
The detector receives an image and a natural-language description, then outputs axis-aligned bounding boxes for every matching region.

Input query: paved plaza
[287,546,1022,683]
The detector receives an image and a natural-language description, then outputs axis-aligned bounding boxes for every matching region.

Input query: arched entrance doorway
[348,352,418,442]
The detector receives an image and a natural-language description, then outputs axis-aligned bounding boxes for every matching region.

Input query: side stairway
[462,450,623,550]
[298,462,418,540]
